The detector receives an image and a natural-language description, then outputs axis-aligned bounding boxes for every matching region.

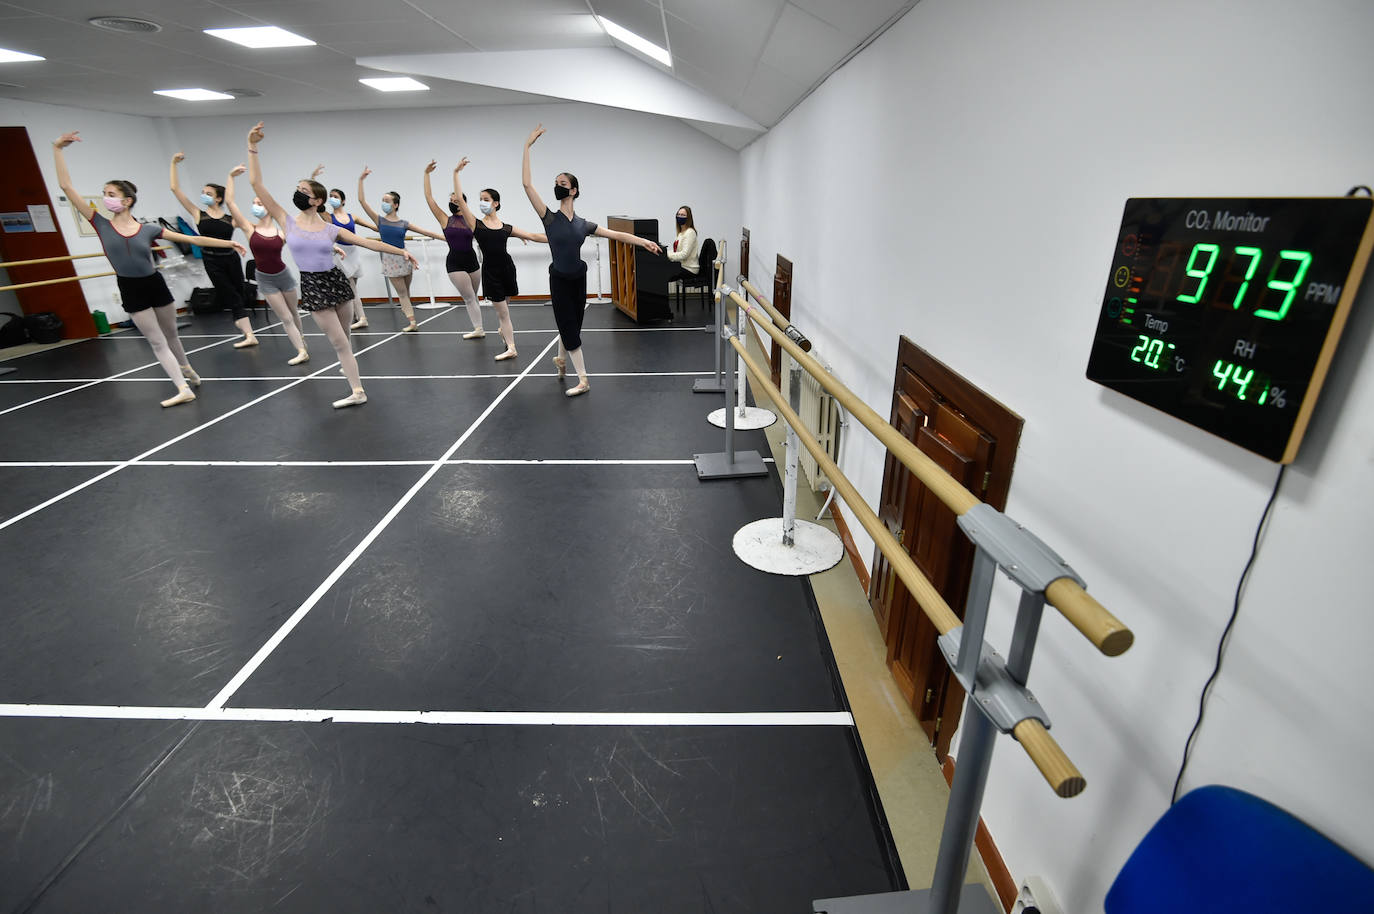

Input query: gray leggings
[132,305,191,390]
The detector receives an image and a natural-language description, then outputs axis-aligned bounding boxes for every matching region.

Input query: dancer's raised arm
[357,167,381,224]
[245,122,288,225]
[522,124,549,217]
[224,165,255,235]
[452,158,477,230]
[51,133,92,218]
[169,152,202,221]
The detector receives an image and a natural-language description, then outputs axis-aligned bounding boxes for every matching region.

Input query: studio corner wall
[740,0,1374,910]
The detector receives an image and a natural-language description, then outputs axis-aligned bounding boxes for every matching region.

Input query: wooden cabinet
[607,216,672,323]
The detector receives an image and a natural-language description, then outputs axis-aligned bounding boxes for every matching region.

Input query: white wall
[2,98,741,318]
[742,0,1374,909]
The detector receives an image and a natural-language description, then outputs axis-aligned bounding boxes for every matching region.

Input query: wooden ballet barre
[723,285,1133,657]
[738,277,812,352]
[726,332,1084,797]
[0,247,175,270]
[0,261,172,294]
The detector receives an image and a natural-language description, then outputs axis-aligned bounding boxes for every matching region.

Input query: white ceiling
[0,0,915,148]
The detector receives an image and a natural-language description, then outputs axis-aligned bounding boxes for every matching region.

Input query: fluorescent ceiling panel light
[596,16,671,67]
[0,48,45,63]
[204,26,315,48]
[359,77,429,92]
[154,88,235,101]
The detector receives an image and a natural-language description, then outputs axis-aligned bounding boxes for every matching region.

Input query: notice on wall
[0,211,34,233]
[27,205,56,233]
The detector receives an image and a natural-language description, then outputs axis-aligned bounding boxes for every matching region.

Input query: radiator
[796,360,843,492]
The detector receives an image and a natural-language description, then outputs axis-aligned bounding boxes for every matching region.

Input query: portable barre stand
[815,507,1086,914]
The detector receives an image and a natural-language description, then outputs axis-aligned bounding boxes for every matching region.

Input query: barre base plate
[814,884,1001,914]
[694,449,769,480]
[707,406,776,430]
[733,518,844,576]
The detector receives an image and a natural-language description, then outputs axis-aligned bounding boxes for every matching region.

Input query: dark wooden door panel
[869,338,1023,758]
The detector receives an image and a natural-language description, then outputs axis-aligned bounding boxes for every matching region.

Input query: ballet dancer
[422,158,484,339]
[357,168,445,332]
[471,183,546,363]
[170,151,256,347]
[323,181,375,330]
[246,121,419,408]
[522,124,659,395]
[223,165,310,365]
[53,131,246,407]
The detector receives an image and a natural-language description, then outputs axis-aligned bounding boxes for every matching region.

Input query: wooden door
[771,255,792,389]
[740,227,749,281]
[0,127,94,337]
[869,338,1022,759]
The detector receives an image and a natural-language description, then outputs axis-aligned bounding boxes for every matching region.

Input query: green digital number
[1255,250,1313,321]
[1233,366,1254,400]
[1130,335,1148,363]
[1178,243,1220,304]
[1231,246,1262,309]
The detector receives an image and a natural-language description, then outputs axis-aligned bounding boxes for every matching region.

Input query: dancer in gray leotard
[53,131,247,407]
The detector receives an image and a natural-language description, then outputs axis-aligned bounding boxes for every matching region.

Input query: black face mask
[449,202,460,215]
[553,185,571,201]
[676,215,687,226]
[292,190,314,211]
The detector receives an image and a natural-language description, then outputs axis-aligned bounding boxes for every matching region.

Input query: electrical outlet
[111,290,122,306]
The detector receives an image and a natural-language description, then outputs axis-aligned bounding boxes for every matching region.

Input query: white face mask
[327,197,342,210]
[478,200,493,215]
[380,201,393,215]
[251,204,268,220]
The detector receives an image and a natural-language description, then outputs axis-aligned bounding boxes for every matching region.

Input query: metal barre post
[782,360,802,546]
[693,299,767,480]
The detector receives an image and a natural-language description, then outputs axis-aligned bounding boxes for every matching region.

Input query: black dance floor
[0,303,904,913]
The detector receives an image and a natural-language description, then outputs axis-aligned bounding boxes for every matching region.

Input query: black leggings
[202,254,248,321]
[549,265,587,351]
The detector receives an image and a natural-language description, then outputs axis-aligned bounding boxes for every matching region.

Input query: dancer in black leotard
[522,124,660,395]
[170,151,256,347]
[422,158,484,339]
[53,131,247,407]
[471,186,546,362]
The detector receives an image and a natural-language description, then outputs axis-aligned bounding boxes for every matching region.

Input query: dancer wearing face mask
[324,185,375,330]
[471,185,546,362]
[223,165,309,365]
[170,151,257,347]
[246,122,419,408]
[422,158,484,339]
[522,124,660,396]
[357,169,445,332]
[53,132,246,407]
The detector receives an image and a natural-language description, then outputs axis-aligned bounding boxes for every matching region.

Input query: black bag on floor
[188,287,220,314]
[24,312,63,344]
[0,311,28,348]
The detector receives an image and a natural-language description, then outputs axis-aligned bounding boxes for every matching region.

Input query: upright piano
[606,216,672,323]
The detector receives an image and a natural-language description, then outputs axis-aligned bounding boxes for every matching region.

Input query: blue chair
[1105,785,1374,913]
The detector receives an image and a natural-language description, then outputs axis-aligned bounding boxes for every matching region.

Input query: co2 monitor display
[1085,197,1374,463]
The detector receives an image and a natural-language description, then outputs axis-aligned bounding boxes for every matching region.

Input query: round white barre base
[708,406,776,430]
[733,519,845,576]
[414,302,447,310]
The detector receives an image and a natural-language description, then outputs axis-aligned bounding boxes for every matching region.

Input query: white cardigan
[666,226,700,274]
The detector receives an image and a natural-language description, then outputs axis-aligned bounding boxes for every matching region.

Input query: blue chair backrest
[1105,785,1374,913]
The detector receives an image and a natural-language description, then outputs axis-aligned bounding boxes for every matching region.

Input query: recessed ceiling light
[596,16,671,67]
[204,26,315,49]
[154,88,235,101]
[359,77,429,92]
[0,48,45,63]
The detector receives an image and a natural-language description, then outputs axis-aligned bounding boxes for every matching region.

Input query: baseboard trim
[940,757,1017,912]
[827,500,870,593]
[359,294,598,305]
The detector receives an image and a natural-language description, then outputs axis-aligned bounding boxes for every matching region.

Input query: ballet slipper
[332,390,367,409]
[350,317,369,329]
[564,381,590,397]
[494,348,518,362]
[180,365,201,387]
[161,386,196,408]
[552,356,566,378]
[233,336,259,348]
[288,350,310,366]
[402,321,419,332]
[463,329,486,339]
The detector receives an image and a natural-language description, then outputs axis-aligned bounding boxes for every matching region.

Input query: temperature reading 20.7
[1176,244,1313,320]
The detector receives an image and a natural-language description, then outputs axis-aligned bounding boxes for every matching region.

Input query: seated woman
[666,205,700,285]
